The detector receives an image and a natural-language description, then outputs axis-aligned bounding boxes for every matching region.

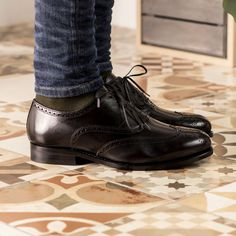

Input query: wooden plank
[142,16,227,57]
[142,0,225,25]
[137,1,236,67]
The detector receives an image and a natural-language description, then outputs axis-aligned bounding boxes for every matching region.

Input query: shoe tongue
[95,84,145,130]
[95,86,109,99]
[104,73,117,83]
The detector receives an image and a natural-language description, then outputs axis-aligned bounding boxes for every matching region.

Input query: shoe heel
[30,143,91,165]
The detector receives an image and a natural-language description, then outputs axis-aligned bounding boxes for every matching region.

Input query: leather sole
[30,143,213,170]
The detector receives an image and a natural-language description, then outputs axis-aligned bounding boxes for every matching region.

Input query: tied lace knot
[96,68,151,132]
[119,65,151,107]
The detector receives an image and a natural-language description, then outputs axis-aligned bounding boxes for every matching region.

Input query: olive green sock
[101,71,112,80]
[35,92,95,111]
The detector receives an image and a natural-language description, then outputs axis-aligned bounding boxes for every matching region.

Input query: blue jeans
[34,0,114,97]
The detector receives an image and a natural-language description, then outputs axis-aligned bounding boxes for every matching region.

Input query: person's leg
[95,0,114,78]
[94,0,213,136]
[34,0,103,110]
[27,0,212,169]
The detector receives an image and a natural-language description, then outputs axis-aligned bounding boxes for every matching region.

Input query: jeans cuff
[98,61,113,73]
[35,77,104,98]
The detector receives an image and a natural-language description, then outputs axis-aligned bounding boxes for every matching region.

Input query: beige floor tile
[75,203,236,236]
[0,222,30,236]
[0,74,34,103]
[0,136,30,157]
[77,154,236,201]
[0,170,167,235]
[0,148,67,188]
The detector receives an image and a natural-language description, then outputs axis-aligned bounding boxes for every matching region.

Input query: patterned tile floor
[0,24,235,236]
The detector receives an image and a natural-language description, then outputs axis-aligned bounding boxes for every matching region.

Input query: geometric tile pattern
[0,171,167,235]
[213,132,236,161]
[77,155,236,201]
[75,203,236,236]
[0,148,67,188]
[0,24,235,235]
[180,182,236,222]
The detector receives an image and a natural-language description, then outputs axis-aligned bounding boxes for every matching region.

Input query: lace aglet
[145,123,151,130]
[97,98,101,108]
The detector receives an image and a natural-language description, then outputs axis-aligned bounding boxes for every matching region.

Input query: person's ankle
[35,92,95,111]
[101,70,112,80]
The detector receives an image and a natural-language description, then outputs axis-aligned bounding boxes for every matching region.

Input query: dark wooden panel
[142,16,226,57]
[142,0,225,25]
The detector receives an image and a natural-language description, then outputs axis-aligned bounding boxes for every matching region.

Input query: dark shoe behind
[104,65,213,137]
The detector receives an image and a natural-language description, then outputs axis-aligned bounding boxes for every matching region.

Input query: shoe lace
[116,65,154,108]
[96,85,150,132]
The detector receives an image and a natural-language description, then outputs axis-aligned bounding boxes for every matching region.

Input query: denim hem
[35,77,104,98]
[98,61,113,73]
